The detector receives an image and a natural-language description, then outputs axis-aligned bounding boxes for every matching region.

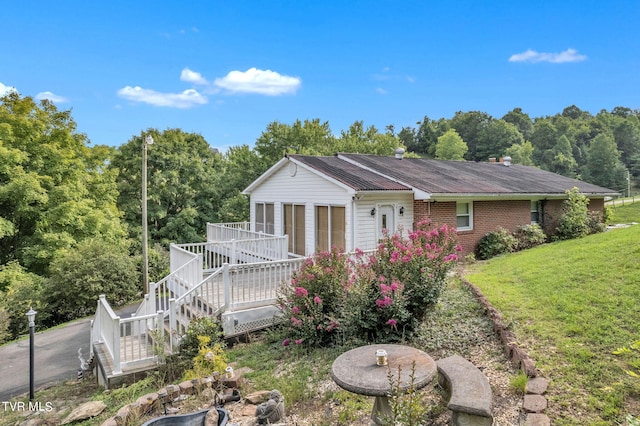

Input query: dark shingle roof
[290,155,411,191]
[307,153,618,197]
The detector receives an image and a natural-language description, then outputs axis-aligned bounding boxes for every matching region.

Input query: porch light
[370,208,376,216]
[399,206,404,216]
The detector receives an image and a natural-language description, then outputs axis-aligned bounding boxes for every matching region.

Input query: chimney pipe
[395,147,405,160]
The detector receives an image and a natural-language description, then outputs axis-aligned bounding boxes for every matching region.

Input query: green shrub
[182,335,228,381]
[514,224,546,250]
[179,316,225,360]
[554,187,591,240]
[476,228,518,260]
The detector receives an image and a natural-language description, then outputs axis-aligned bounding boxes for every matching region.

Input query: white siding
[354,193,414,251]
[249,161,354,255]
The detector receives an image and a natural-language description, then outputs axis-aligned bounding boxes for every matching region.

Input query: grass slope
[465,225,640,425]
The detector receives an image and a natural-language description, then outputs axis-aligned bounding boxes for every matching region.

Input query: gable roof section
[338,153,619,198]
[289,155,411,192]
[242,155,411,195]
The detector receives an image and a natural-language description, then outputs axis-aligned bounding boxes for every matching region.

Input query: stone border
[460,277,551,426]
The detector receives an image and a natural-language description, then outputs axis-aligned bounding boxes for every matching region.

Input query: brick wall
[414,198,607,255]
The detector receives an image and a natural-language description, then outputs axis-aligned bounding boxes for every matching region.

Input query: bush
[277,220,461,346]
[44,239,139,324]
[476,228,518,260]
[276,247,351,347]
[554,187,591,240]
[179,316,225,360]
[182,335,228,381]
[0,262,45,340]
[513,224,546,250]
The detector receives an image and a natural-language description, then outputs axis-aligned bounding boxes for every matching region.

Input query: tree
[44,239,139,324]
[435,129,468,160]
[111,129,222,246]
[449,111,493,161]
[554,188,590,240]
[336,121,401,155]
[504,141,534,166]
[502,108,533,141]
[549,135,578,177]
[0,93,127,275]
[255,119,335,166]
[476,120,524,161]
[583,132,627,191]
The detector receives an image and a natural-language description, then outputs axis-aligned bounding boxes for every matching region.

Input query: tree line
[0,92,637,341]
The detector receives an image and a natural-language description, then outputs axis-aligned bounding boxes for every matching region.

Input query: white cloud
[213,68,301,95]
[117,86,208,108]
[509,48,587,63]
[0,82,17,96]
[36,91,68,103]
[180,68,208,85]
[375,87,388,95]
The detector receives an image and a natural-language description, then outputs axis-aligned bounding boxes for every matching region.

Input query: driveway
[0,303,138,401]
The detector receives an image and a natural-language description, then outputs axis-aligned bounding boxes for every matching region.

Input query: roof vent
[395,147,405,160]
[503,156,512,167]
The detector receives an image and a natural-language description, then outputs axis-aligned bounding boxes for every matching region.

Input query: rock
[525,413,551,426]
[100,418,119,426]
[526,377,549,395]
[245,390,271,405]
[60,401,107,424]
[241,404,258,416]
[165,384,181,399]
[523,394,547,413]
[205,408,219,426]
[135,392,159,415]
[179,380,194,395]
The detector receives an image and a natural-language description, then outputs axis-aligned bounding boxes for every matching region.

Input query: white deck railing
[93,222,300,375]
[91,295,165,374]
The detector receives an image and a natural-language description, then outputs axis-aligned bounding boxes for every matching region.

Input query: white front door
[378,204,395,237]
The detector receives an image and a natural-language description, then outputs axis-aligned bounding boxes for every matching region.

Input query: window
[531,201,540,224]
[284,204,305,255]
[316,206,346,252]
[456,201,473,230]
[255,203,275,234]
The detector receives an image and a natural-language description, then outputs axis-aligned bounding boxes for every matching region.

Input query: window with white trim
[255,203,275,234]
[284,204,305,255]
[316,205,346,252]
[456,201,473,230]
[531,201,540,224]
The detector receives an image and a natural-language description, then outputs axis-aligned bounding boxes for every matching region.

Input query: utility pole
[142,134,153,294]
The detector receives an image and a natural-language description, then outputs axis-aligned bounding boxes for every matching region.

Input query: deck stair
[90,222,303,388]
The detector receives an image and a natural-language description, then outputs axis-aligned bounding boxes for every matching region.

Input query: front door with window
[378,205,395,237]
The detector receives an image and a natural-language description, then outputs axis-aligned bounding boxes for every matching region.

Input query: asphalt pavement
[0,303,139,402]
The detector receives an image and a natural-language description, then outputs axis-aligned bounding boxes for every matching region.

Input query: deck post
[169,299,176,351]
[149,281,157,314]
[223,263,231,311]
[112,316,122,375]
[230,240,237,264]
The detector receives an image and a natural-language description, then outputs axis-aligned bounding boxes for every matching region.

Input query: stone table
[331,344,436,425]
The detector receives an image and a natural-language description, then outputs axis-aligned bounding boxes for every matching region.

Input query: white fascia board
[337,154,431,201]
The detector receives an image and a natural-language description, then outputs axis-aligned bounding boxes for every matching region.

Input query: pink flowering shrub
[278,220,460,346]
[276,247,350,347]
[372,219,461,322]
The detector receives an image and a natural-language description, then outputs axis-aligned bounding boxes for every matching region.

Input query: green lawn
[609,198,640,224]
[465,224,640,425]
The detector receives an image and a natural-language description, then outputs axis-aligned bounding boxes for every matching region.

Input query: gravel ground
[227,277,527,425]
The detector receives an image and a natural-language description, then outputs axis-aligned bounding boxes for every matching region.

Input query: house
[242,151,619,256]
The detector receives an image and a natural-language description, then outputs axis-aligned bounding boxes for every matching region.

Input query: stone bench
[436,354,493,426]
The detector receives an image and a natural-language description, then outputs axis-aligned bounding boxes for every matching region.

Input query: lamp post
[26,307,36,401]
[142,134,154,294]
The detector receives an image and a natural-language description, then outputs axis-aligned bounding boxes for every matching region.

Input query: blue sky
[3,1,639,152]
